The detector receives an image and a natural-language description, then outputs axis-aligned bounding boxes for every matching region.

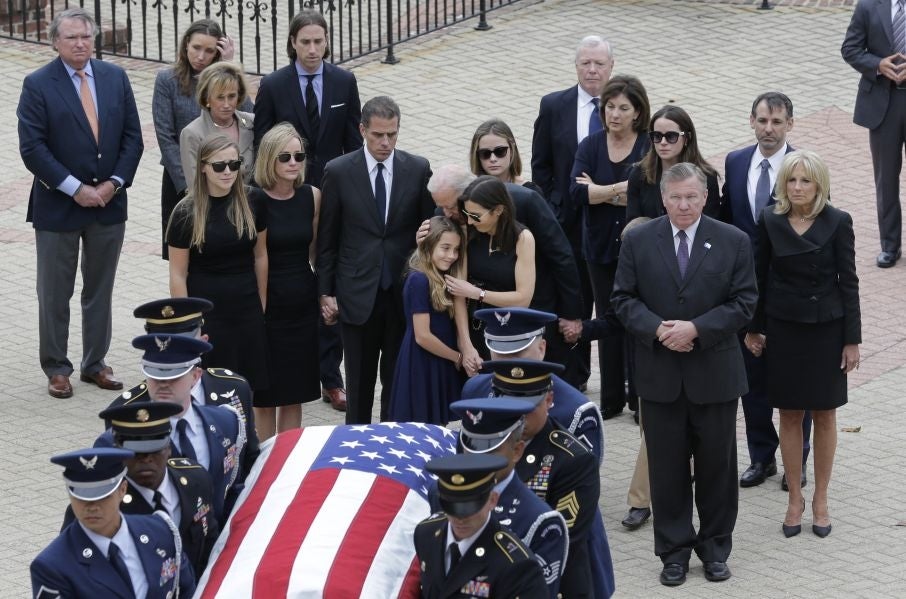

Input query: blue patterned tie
[754,159,772,218]
[588,97,603,136]
[896,0,906,55]
[108,542,133,590]
[677,230,689,278]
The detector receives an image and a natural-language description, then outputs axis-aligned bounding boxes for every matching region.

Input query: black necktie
[304,74,320,142]
[176,419,198,462]
[588,97,603,136]
[375,163,393,290]
[153,490,168,514]
[108,542,133,590]
[448,542,461,575]
[754,159,772,218]
[677,230,689,279]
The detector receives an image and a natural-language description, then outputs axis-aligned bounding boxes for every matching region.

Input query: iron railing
[1,0,526,74]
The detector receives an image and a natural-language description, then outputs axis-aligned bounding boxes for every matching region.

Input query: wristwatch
[478,289,486,303]
[108,179,123,195]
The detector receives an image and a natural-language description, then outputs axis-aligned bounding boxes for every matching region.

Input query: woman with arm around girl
[166,135,270,401]
[570,74,650,420]
[445,176,536,374]
[153,19,250,259]
[744,150,860,539]
[626,104,721,221]
[248,123,321,440]
[388,217,465,424]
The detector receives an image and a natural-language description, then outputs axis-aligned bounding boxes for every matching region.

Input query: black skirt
[764,316,848,410]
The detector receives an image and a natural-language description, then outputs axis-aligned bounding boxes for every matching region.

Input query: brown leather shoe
[80,367,124,391]
[322,387,347,412]
[48,375,73,398]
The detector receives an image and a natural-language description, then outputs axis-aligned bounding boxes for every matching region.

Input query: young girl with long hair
[388,217,465,424]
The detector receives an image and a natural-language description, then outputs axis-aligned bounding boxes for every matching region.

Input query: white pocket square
[330,103,346,108]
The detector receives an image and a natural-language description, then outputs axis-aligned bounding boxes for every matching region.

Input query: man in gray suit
[611,163,757,587]
[842,0,906,267]
[317,96,434,424]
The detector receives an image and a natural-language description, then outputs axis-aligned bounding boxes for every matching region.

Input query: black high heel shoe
[782,499,805,538]
[812,522,832,538]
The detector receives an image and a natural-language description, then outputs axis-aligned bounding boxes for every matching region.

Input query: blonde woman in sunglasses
[167,134,270,396]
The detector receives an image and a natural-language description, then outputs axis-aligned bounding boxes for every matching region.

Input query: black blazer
[750,205,861,344]
[316,148,434,325]
[531,85,582,236]
[253,61,362,186]
[18,57,143,231]
[842,0,899,130]
[626,166,721,222]
[612,216,758,404]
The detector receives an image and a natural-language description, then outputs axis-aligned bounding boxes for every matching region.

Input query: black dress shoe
[621,507,651,530]
[659,563,687,586]
[780,468,807,491]
[601,405,624,420]
[812,523,832,538]
[877,250,901,268]
[739,461,777,487]
[703,561,732,582]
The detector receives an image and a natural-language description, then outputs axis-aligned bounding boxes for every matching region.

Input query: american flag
[195,423,457,598]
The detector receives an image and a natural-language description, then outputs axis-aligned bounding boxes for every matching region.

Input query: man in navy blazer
[18,8,143,400]
[842,0,906,267]
[317,96,434,424]
[612,163,758,586]
[531,35,614,389]
[253,10,363,412]
[719,92,811,491]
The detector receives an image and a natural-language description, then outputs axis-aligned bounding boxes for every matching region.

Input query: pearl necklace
[211,117,234,129]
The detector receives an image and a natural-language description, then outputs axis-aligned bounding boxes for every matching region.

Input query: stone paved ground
[2,0,906,596]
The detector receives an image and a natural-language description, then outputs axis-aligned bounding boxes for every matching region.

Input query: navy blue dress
[388,270,460,424]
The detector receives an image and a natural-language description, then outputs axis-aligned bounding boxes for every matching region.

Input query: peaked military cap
[451,397,535,454]
[134,297,213,335]
[99,400,182,453]
[426,453,507,518]
[50,447,134,501]
[132,334,212,380]
[482,359,564,405]
[473,307,557,354]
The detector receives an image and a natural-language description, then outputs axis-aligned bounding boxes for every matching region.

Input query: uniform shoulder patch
[207,368,248,382]
[168,458,202,469]
[548,429,588,457]
[493,529,531,563]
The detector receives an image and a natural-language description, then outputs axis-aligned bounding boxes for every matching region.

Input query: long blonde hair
[172,135,257,250]
[772,150,831,220]
[408,217,463,317]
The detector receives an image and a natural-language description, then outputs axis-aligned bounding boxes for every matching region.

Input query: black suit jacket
[414,514,547,599]
[253,61,362,186]
[750,205,861,344]
[611,216,758,404]
[317,148,434,325]
[842,0,899,130]
[531,85,582,237]
[505,183,584,319]
[18,57,143,231]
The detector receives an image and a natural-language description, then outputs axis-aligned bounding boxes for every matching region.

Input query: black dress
[466,228,522,358]
[167,192,269,391]
[251,186,321,407]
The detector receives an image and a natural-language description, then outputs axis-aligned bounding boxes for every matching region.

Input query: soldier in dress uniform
[414,454,547,599]
[97,334,246,523]
[450,397,568,599]
[483,359,608,599]
[31,447,195,598]
[82,401,219,575]
[125,297,259,477]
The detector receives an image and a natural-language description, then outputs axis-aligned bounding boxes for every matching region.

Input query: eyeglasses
[649,131,687,144]
[277,152,306,163]
[476,145,509,161]
[205,159,243,173]
[461,206,492,222]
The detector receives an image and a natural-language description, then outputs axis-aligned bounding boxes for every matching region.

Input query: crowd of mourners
[21,3,881,596]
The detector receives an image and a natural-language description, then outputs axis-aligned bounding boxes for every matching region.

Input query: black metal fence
[1,0,526,74]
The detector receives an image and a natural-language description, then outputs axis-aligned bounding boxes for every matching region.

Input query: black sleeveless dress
[466,230,520,359]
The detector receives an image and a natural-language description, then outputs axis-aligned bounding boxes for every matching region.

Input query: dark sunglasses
[277,151,306,163]
[206,159,243,173]
[649,131,687,144]
[476,145,509,160]
[461,206,492,222]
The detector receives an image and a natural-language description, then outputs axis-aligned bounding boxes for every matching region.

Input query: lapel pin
[140,534,149,544]
[82,548,92,558]
[704,242,712,250]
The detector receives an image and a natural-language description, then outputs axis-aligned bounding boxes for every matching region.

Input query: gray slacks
[869,87,906,253]
[35,221,125,377]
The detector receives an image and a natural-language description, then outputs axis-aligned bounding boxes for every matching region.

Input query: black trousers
[340,288,404,424]
[587,261,625,410]
[318,319,345,389]
[869,87,906,253]
[642,393,738,565]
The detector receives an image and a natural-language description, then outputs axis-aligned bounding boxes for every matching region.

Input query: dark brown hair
[174,20,226,96]
[600,74,650,135]
[639,105,717,185]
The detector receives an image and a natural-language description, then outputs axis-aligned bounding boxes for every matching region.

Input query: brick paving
[2,0,906,596]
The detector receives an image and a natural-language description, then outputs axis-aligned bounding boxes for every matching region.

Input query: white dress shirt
[128,472,181,527]
[364,148,395,223]
[444,513,492,574]
[671,217,702,254]
[576,85,598,143]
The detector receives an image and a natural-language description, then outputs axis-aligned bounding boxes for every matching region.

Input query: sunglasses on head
[476,145,509,160]
[277,151,306,163]
[649,131,687,144]
[205,159,243,173]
